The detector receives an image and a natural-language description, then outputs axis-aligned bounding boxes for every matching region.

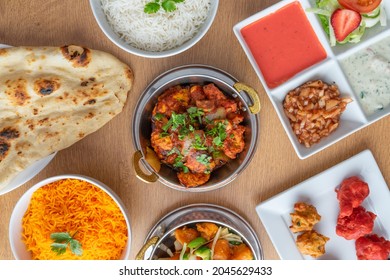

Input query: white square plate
[256,149,390,260]
[233,0,390,159]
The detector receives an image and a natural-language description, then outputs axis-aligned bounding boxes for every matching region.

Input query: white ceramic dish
[233,0,390,159]
[0,153,57,196]
[256,149,390,260]
[9,174,131,260]
[89,0,219,58]
[0,43,57,196]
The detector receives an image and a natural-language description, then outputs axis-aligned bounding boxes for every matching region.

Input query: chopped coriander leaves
[213,136,223,147]
[193,134,208,150]
[206,121,227,147]
[162,118,173,132]
[173,154,188,173]
[167,147,180,156]
[178,124,194,139]
[153,113,165,121]
[161,112,186,132]
[196,154,212,165]
[187,107,204,124]
[171,112,186,130]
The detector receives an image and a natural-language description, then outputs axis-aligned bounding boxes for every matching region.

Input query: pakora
[289,202,321,233]
[296,230,330,258]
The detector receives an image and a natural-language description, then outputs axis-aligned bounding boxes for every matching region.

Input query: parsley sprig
[144,0,185,14]
[50,231,83,256]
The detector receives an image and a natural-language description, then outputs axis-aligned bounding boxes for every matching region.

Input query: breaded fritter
[296,230,330,258]
[290,202,321,233]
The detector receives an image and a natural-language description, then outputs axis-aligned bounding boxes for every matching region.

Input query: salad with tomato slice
[309,0,387,46]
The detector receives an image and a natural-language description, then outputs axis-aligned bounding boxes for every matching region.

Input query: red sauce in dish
[241,1,327,89]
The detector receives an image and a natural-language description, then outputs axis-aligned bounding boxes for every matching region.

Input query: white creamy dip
[340,36,390,116]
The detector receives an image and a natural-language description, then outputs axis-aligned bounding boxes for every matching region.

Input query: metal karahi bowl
[136,203,263,260]
[132,64,261,192]
[9,174,131,260]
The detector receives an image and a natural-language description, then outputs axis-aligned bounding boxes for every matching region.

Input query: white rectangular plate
[233,0,390,159]
[256,149,390,260]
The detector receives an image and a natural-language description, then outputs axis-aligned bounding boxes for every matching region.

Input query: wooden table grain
[0,0,389,260]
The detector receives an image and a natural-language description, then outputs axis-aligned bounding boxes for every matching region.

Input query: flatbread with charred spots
[0,45,133,190]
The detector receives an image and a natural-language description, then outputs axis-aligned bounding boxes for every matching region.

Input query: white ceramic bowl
[89,0,219,58]
[9,174,131,260]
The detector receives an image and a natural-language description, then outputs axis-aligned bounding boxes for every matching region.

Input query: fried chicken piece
[177,172,210,188]
[196,223,219,241]
[290,202,321,233]
[154,85,190,116]
[189,85,206,102]
[336,176,369,218]
[296,230,330,258]
[212,239,232,260]
[222,125,245,159]
[174,227,200,245]
[336,206,376,240]
[203,83,227,100]
[231,244,254,260]
[355,234,390,260]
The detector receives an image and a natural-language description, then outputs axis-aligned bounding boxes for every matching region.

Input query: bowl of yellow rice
[9,174,131,260]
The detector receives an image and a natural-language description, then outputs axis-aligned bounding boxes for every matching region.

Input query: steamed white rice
[101,0,211,52]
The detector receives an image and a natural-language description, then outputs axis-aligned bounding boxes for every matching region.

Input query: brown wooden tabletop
[0,0,389,260]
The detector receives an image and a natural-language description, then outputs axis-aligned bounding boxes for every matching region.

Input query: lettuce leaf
[309,0,387,46]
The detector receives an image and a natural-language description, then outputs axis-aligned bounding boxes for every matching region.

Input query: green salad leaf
[308,0,387,46]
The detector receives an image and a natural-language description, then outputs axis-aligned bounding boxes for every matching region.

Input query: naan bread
[0,45,133,190]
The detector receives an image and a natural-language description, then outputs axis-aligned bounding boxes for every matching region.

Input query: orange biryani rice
[22,178,128,260]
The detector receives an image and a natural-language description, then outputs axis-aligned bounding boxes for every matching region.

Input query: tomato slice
[338,0,382,14]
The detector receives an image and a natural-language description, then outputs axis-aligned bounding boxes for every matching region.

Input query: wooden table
[0,0,389,260]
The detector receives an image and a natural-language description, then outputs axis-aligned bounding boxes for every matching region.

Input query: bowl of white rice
[90,0,218,58]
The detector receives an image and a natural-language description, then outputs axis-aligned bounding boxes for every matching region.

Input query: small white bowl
[89,0,219,58]
[9,174,131,260]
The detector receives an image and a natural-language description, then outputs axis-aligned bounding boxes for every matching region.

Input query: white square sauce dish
[234,0,390,159]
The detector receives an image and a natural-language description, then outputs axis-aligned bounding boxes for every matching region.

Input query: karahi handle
[233,82,261,114]
[135,236,159,260]
[133,150,159,183]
